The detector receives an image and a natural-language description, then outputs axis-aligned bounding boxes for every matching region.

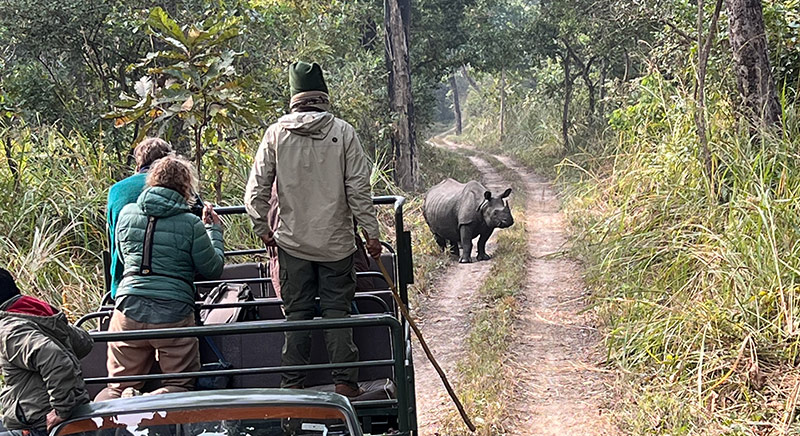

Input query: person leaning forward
[0,268,93,436]
[244,61,382,398]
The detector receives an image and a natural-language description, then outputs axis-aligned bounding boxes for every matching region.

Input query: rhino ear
[501,188,512,198]
[484,191,492,200]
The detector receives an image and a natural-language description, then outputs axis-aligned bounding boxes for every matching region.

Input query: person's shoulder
[0,314,35,338]
[333,116,356,132]
[109,173,146,199]
[118,202,144,220]
[111,173,146,190]
[265,121,284,135]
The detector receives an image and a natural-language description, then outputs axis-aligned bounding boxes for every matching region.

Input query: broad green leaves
[105,7,272,173]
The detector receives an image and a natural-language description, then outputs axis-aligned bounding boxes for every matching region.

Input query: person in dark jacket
[95,156,225,401]
[0,268,93,436]
[107,138,174,299]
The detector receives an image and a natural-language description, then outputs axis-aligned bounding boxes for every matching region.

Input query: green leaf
[147,7,188,50]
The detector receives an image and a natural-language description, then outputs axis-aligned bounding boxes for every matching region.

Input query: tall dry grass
[562,74,800,433]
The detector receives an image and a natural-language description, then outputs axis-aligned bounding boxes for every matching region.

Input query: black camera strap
[123,215,195,288]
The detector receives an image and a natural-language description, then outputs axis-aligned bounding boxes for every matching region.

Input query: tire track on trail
[413,141,509,436]
[494,156,617,435]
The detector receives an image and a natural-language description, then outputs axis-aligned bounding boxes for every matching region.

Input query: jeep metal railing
[76,293,394,328]
[84,314,412,434]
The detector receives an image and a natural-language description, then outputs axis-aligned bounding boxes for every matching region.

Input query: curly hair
[146,156,199,202]
[134,137,173,170]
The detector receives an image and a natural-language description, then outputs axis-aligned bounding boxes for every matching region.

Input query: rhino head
[480,188,514,229]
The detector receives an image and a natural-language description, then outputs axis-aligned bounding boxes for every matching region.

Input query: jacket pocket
[15,402,29,426]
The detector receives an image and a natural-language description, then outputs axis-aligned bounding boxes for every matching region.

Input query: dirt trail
[414,142,509,436]
[496,155,616,436]
[415,137,616,435]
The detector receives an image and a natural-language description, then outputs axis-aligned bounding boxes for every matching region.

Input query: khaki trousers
[94,310,200,401]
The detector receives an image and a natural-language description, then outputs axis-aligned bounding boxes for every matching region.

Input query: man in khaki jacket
[244,61,381,398]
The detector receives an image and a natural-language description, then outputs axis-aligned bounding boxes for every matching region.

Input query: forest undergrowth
[463,72,800,434]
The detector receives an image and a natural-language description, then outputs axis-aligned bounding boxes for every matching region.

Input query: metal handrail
[84,314,410,432]
[84,360,396,384]
[88,294,393,316]
[224,248,268,257]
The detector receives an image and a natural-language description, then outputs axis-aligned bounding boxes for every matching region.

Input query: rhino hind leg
[476,230,493,261]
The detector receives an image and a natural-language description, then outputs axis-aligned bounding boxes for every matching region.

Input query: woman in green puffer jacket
[95,156,225,401]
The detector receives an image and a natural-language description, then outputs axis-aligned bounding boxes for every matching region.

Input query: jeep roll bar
[94,195,417,434]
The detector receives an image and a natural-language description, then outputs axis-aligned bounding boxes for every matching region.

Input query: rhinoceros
[422,178,514,263]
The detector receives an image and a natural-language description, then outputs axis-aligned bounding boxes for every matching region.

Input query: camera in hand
[191,194,205,217]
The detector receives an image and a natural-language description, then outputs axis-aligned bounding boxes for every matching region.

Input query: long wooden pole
[364,231,476,432]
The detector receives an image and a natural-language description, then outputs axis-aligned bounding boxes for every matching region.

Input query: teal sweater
[107,172,148,298]
[115,187,224,305]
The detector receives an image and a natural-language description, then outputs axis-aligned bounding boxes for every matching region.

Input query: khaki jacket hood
[277,112,335,139]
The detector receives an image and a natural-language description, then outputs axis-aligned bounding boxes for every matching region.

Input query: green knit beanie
[289,61,329,96]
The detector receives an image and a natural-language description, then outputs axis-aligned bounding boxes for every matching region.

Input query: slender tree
[499,68,506,140]
[385,0,418,191]
[450,74,462,135]
[695,0,724,193]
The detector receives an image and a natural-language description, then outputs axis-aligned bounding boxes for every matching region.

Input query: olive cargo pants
[278,248,359,388]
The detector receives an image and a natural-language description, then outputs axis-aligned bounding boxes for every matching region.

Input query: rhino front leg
[459,226,473,263]
[476,230,493,261]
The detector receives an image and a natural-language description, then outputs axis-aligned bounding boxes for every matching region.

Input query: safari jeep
[70,196,418,436]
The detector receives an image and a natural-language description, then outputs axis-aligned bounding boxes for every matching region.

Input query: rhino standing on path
[423,178,514,263]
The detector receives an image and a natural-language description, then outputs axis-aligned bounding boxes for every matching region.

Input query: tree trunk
[723,0,781,127]
[214,168,223,204]
[581,58,596,122]
[695,0,723,195]
[385,0,418,191]
[194,126,203,178]
[561,56,573,150]
[499,68,506,141]
[214,130,224,204]
[598,59,608,116]
[450,74,462,135]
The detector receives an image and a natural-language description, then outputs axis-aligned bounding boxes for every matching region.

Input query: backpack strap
[140,216,157,275]
[122,216,195,288]
[203,336,227,363]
